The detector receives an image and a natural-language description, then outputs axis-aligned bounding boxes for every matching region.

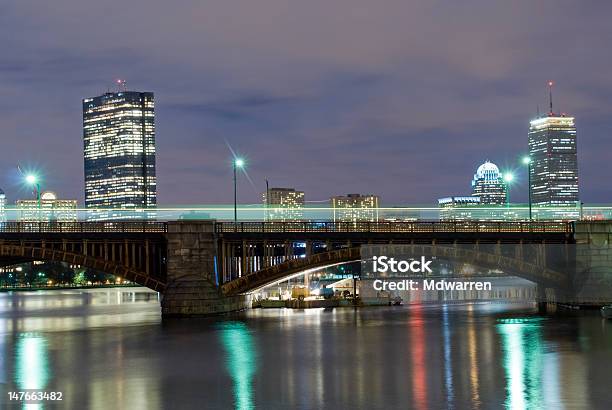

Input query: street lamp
[265,178,270,221]
[233,158,245,224]
[25,174,42,216]
[522,156,532,221]
[503,172,514,215]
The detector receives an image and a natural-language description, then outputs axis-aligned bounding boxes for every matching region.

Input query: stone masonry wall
[161,221,250,316]
[572,221,612,305]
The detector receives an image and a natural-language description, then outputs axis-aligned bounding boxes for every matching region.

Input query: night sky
[1,1,611,205]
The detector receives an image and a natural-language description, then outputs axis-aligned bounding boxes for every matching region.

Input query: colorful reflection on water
[218,322,257,410]
[15,334,50,391]
[0,289,609,409]
[498,317,554,409]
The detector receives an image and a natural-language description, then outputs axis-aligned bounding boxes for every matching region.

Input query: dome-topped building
[471,161,507,205]
[474,161,501,181]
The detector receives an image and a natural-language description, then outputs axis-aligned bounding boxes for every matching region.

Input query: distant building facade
[471,161,507,205]
[263,188,305,221]
[16,191,77,222]
[83,90,156,219]
[438,196,481,221]
[331,194,379,224]
[528,114,579,207]
[0,188,5,223]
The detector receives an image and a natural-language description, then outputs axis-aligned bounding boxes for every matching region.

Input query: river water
[0,287,611,409]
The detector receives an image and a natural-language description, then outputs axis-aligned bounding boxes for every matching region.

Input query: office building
[471,161,507,205]
[16,191,77,222]
[528,114,579,207]
[331,194,379,224]
[83,90,156,219]
[438,196,481,221]
[263,188,305,221]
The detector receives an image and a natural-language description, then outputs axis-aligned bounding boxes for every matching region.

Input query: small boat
[601,305,612,319]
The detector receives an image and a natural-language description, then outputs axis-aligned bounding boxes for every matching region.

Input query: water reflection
[0,289,608,409]
[498,318,547,409]
[409,304,427,410]
[442,305,454,409]
[467,305,481,408]
[218,322,257,410]
[14,333,50,410]
[15,334,50,391]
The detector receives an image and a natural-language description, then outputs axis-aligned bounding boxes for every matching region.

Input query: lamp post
[25,174,41,221]
[503,172,514,218]
[265,178,270,222]
[233,158,244,224]
[522,156,532,221]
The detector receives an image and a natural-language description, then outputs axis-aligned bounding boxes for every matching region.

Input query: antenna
[116,78,127,92]
[548,81,554,115]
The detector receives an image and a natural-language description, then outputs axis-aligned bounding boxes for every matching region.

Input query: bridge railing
[0,222,168,233]
[215,221,573,233]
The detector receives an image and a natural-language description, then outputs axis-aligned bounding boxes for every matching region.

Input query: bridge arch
[0,244,166,291]
[221,244,569,296]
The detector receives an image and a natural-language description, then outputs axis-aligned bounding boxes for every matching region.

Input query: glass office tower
[83,91,156,219]
[528,114,578,207]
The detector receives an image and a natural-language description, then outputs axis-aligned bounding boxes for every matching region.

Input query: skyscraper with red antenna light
[528,82,579,211]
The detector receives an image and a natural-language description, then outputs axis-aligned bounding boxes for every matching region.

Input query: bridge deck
[215,221,573,233]
[0,222,168,233]
[0,220,573,234]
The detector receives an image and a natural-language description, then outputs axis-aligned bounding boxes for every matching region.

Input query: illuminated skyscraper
[528,86,578,207]
[83,90,156,219]
[471,161,507,205]
[263,188,305,221]
[331,194,379,224]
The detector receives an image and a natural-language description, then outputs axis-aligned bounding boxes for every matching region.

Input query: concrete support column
[162,221,250,317]
[263,240,269,268]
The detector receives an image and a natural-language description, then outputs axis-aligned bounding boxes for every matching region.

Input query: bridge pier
[536,285,560,314]
[571,221,612,306]
[161,221,250,317]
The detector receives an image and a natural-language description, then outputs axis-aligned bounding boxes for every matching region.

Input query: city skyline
[2,2,612,205]
[0,85,593,208]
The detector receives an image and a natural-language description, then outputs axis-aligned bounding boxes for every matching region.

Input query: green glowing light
[218,322,256,410]
[497,318,545,409]
[25,174,38,185]
[234,158,245,168]
[503,172,514,183]
[522,156,532,165]
[16,335,50,390]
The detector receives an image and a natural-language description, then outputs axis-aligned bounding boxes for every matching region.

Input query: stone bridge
[1,220,610,316]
